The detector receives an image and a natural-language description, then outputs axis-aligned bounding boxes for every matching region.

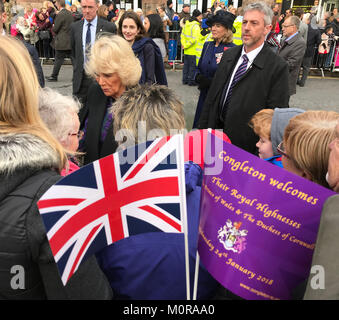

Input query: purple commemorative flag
[198,133,335,300]
[37,135,187,285]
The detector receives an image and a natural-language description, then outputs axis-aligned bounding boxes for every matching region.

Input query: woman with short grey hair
[39,87,82,175]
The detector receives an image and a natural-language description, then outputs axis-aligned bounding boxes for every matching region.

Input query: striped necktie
[221,54,249,115]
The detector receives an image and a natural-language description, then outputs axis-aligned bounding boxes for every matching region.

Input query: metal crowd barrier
[310,39,339,77]
[165,30,183,71]
[35,38,55,66]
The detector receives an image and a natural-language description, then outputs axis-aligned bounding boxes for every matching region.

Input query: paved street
[42,64,339,130]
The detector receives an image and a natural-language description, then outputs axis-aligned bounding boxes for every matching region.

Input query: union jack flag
[37,135,187,285]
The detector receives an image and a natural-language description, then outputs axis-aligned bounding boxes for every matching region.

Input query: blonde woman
[0,37,112,299]
[80,34,142,164]
[193,10,236,128]
[38,87,82,176]
[97,4,109,20]
[279,110,339,188]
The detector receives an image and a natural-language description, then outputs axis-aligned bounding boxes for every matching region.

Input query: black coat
[198,43,289,155]
[70,17,116,95]
[304,25,321,57]
[0,133,113,299]
[52,8,75,50]
[80,83,118,165]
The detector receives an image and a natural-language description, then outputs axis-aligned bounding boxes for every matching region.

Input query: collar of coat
[281,32,302,47]
[223,43,268,70]
[0,133,60,175]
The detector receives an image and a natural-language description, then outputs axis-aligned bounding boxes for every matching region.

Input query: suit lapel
[79,19,85,54]
[96,17,104,34]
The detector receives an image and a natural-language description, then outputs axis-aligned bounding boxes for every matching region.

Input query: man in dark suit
[70,0,116,114]
[198,2,289,155]
[298,15,321,87]
[46,0,74,81]
[278,15,306,96]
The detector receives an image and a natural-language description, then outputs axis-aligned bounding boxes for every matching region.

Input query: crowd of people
[1,0,339,301]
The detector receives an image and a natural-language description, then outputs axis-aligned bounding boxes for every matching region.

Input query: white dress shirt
[82,16,98,61]
[223,42,265,105]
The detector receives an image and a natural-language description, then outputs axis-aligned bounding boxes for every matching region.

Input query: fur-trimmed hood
[0,133,60,175]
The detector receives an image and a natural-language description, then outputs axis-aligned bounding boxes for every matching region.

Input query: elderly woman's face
[95,72,125,98]
[64,112,81,153]
[327,122,339,192]
[122,18,140,42]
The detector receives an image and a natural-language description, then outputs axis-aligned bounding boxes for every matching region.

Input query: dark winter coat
[52,8,75,50]
[0,133,113,299]
[132,37,168,85]
[198,43,289,155]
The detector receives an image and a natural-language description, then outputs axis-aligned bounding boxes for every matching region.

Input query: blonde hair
[215,28,234,44]
[112,84,185,145]
[85,35,141,87]
[0,37,67,172]
[249,109,274,139]
[284,110,339,188]
[97,4,108,18]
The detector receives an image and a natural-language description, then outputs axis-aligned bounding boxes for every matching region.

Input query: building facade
[16,0,339,16]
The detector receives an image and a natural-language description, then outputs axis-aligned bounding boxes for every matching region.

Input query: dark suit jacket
[198,43,289,155]
[70,17,116,95]
[278,32,306,96]
[80,83,118,165]
[52,8,75,50]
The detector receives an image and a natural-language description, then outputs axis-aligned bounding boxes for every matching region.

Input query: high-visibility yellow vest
[233,17,243,46]
[180,20,201,56]
[195,32,209,65]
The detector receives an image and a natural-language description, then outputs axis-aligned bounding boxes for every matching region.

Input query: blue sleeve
[143,43,156,84]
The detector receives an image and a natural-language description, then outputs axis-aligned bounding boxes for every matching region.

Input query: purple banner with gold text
[198,134,335,300]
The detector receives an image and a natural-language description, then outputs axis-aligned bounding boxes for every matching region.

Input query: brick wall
[16,0,276,12]
[142,0,166,14]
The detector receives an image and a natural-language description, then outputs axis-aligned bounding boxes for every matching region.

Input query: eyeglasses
[276,141,290,159]
[282,24,294,28]
[69,131,84,140]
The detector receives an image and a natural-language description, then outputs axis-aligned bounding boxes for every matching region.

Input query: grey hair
[289,15,301,30]
[38,87,81,144]
[243,2,274,26]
